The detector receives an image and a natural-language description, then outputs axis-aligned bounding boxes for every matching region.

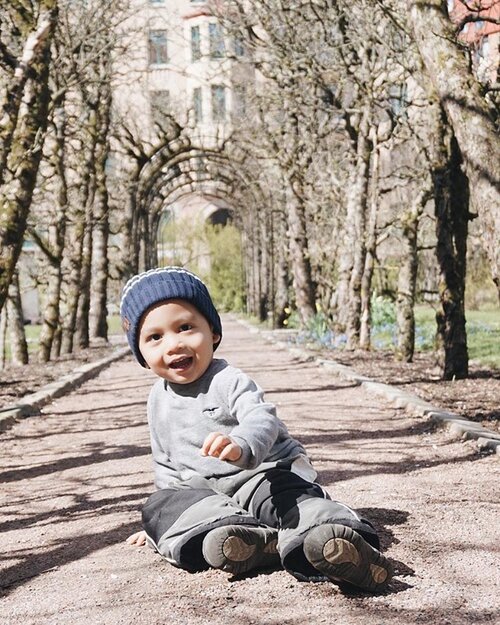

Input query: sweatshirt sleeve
[225,370,280,470]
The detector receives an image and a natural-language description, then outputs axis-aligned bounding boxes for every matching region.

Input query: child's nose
[163,333,183,355]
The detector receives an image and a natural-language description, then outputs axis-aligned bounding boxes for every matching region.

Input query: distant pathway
[1,316,498,625]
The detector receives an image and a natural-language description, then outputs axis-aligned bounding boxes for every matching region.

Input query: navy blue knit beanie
[120,267,222,367]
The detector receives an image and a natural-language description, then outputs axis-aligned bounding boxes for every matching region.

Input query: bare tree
[408,0,500,298]
[0,0,58,313]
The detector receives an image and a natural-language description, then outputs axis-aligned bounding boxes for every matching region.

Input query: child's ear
[212,333,221,346]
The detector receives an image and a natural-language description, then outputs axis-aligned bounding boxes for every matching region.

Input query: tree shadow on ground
[0,488,150,533]
[2,418,147,442]
[0,442,150,483]
[46,400,147,416]
[298,419,433,448]
[314,448,489,485]
[0,520,139,597]
[266,383,359,395]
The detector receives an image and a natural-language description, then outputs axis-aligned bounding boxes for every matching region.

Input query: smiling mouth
[169,357,193,370]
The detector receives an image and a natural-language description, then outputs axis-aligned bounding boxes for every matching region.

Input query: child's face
[138,299,220,384]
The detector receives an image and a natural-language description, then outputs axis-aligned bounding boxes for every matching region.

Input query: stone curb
[0,345,131,433]
[236,318,500,457]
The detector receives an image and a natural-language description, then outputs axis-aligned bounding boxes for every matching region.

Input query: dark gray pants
[142,468,379,580]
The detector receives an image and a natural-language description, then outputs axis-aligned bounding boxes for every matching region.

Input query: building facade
[113,0,254,266]
[448,0,500,84]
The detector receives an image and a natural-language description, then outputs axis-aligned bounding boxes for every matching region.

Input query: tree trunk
[258,206,271,322]
[38,239,64,362]
[90,79,112,341]
[122,175,141,279]
[0,2,57,314]
[76,218,93,349]
[0,307,7,369]
[331,166,357,331]
[408,0,500,298]
[61,100,98,354]
[360,131,380,350]
[432,108,469,380]
[274,209,290,328]
[61,220,84,355]
[7,272,29,366]
[287,182,315,324]
[242,211,260,318]
[396,189,429,362]
[346,106,372,349]
[38,104,68,363]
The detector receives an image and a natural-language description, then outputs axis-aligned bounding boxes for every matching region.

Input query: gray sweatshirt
[147,358,308,494]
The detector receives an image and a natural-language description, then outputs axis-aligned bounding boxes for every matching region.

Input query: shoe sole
[303,523,393,592]
[202,525,280,575]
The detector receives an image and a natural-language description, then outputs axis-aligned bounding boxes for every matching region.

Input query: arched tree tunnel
[120,126,288,323]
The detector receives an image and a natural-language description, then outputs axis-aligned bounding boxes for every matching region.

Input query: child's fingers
[219,443,242,462]
[200,431,222,456]
[201,432,238,458]
[208,434,232,457]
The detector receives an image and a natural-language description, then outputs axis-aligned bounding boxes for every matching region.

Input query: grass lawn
[414,306,500,368]
[4,315,124,359]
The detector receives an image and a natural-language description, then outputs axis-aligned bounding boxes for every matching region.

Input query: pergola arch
[128,132,274,272]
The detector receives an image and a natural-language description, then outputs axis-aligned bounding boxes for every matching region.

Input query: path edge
[235,317,500,457]
[0,346,131,433]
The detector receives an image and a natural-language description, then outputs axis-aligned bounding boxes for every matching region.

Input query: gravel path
[1,316,499,625]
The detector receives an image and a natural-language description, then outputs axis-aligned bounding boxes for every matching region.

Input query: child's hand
[126,530,147,547]
[201,431,242,462]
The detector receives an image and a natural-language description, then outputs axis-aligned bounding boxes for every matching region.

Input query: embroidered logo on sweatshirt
[202,406,233,425]
[202,407,221,418]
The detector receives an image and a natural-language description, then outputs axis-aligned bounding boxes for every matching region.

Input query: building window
[150,90,170,126]
[209,23,225,59]
[193,87,203,123]
[234,37,245,57]
[148,30,168,65]
[389,83,408,119]
[211,84,226,121]
[478,36,490,59]
[191,25,201,62]
[232,85,246,118]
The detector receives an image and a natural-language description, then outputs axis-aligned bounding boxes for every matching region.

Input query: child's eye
[179,323,192,332]
[148,333,162,342]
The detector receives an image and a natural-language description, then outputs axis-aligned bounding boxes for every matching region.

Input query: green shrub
[203,224,245,312]
[371,293,396,328]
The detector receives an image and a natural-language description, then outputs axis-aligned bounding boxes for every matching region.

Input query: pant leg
[142,486,266,572]
[245,468,380,580]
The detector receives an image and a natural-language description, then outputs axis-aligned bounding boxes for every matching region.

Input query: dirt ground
[1,317,499,625]
[303,346,500,433]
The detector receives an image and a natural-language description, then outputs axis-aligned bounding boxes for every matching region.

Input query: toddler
[120,266,392,591]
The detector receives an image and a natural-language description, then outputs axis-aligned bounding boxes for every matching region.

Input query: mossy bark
[38,103,68,363]
[7,271,29,366]
[432,110,469,380]
[0,1,57,314]
[409,0,500,299]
